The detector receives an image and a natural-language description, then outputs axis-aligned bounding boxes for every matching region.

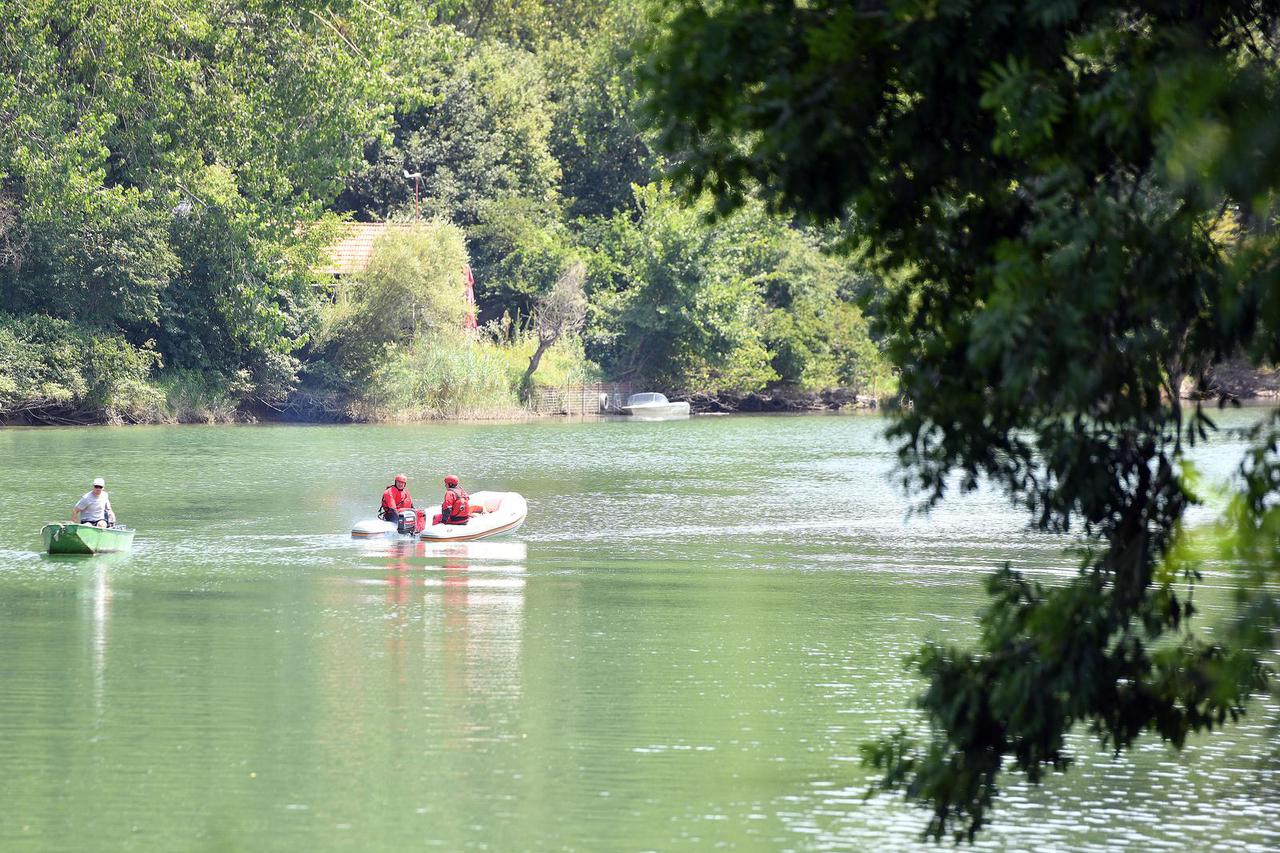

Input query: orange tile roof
[317,222,413,276]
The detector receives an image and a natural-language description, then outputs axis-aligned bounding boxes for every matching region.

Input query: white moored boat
[620,392,690,420]
[351,491,527,542]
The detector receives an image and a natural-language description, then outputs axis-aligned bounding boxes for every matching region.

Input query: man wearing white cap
[72,477,116,528]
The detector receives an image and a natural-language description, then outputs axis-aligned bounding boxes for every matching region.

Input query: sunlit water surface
[1,411,1276,851]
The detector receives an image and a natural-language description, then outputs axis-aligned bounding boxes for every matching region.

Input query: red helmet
[394,474,407,485]
[444,474,459,487]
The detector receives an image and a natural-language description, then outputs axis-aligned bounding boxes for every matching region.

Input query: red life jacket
[382,485,413,514]
[442,486,470,524]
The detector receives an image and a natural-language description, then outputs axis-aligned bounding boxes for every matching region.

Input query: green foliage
[322,325,596,422]
[584,184,886,395]
[768,300,893,395]
[0,0,421,403]
[544,0,662,218]
[642,0,1280,841]
[0,189,178,333]
[716,207,889,394]
[0,311,162,423]
[0,0,892,422]
[339,41,561,227]
[584,184,770,392]
[362,224,471,335]
[0,0,400,215]
[355,331,521,420]
[320,223,470,388]
[443,0,614,51]
[161,165,324,399]
[470,197,578,321]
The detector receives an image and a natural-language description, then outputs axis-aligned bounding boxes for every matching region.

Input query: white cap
[92,477,105,487]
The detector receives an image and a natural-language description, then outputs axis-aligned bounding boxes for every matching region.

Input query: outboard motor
[397,508,427,535]
[397,509,417,535]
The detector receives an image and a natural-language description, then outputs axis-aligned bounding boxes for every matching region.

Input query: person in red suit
[440,474,471,524]
[380,474,413,521]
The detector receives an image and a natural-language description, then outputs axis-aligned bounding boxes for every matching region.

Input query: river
[1,411,1276,851]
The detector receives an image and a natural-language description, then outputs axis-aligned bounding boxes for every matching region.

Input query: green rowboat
[41,523,135,555]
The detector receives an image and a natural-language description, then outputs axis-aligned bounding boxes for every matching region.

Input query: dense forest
[0,0,892,423]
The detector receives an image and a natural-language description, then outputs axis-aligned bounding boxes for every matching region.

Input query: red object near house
[463,264,478,337]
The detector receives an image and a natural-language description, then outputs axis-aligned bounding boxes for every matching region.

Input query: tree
[316,222,470,390]
[337,41,561,228]
[468,196,578,323]
[544,0,663,219]
[706,204,887,393]
[642,0,1280,842]
[583,183,778,392]
[520,259,588,399]
[1,191,177,334]
[335,39,566,330]
[582,182,882,394]
[0,0,417,403]
[442,0,614,51]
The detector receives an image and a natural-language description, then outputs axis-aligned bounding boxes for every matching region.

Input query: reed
[155,370,244,424]
[369,334,522,420]
[350,326,602,421]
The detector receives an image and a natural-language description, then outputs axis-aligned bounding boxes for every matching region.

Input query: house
[316,222,413,277]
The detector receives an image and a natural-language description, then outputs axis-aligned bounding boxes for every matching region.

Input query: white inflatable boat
[351,491,527,542]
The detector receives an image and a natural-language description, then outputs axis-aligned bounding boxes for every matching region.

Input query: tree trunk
[519,338,552,404]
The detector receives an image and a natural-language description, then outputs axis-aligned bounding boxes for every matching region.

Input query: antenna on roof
[403,170,423,223]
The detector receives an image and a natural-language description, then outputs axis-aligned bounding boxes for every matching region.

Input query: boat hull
[350,518,399,537]
[621,401,690,420]
[41,523,135,555]
[351,491,527,542]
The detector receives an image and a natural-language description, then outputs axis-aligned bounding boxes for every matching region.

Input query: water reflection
[90,562,111,717]
[370,538,528,747]
[66,553,129,724]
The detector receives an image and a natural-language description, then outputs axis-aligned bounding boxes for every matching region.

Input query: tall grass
[363,334,521,420]
[351,330,599,421]
[155,370,245,423]
[492,331,598,390]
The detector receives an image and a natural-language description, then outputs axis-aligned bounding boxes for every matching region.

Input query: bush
[0,312,163,422]
[320,222,471,384]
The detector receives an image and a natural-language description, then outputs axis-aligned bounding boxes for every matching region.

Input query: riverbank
[1186,359,1280,400]
[686,387,881,414]
[6,364,1277,426]
[0,385,884,426]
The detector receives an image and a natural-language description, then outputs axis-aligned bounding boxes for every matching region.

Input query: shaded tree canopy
[643,0,1280,842]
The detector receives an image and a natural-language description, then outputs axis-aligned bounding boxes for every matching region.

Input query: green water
[1,413,1276,851]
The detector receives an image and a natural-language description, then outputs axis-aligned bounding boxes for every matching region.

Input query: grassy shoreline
[0,383,896,426]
